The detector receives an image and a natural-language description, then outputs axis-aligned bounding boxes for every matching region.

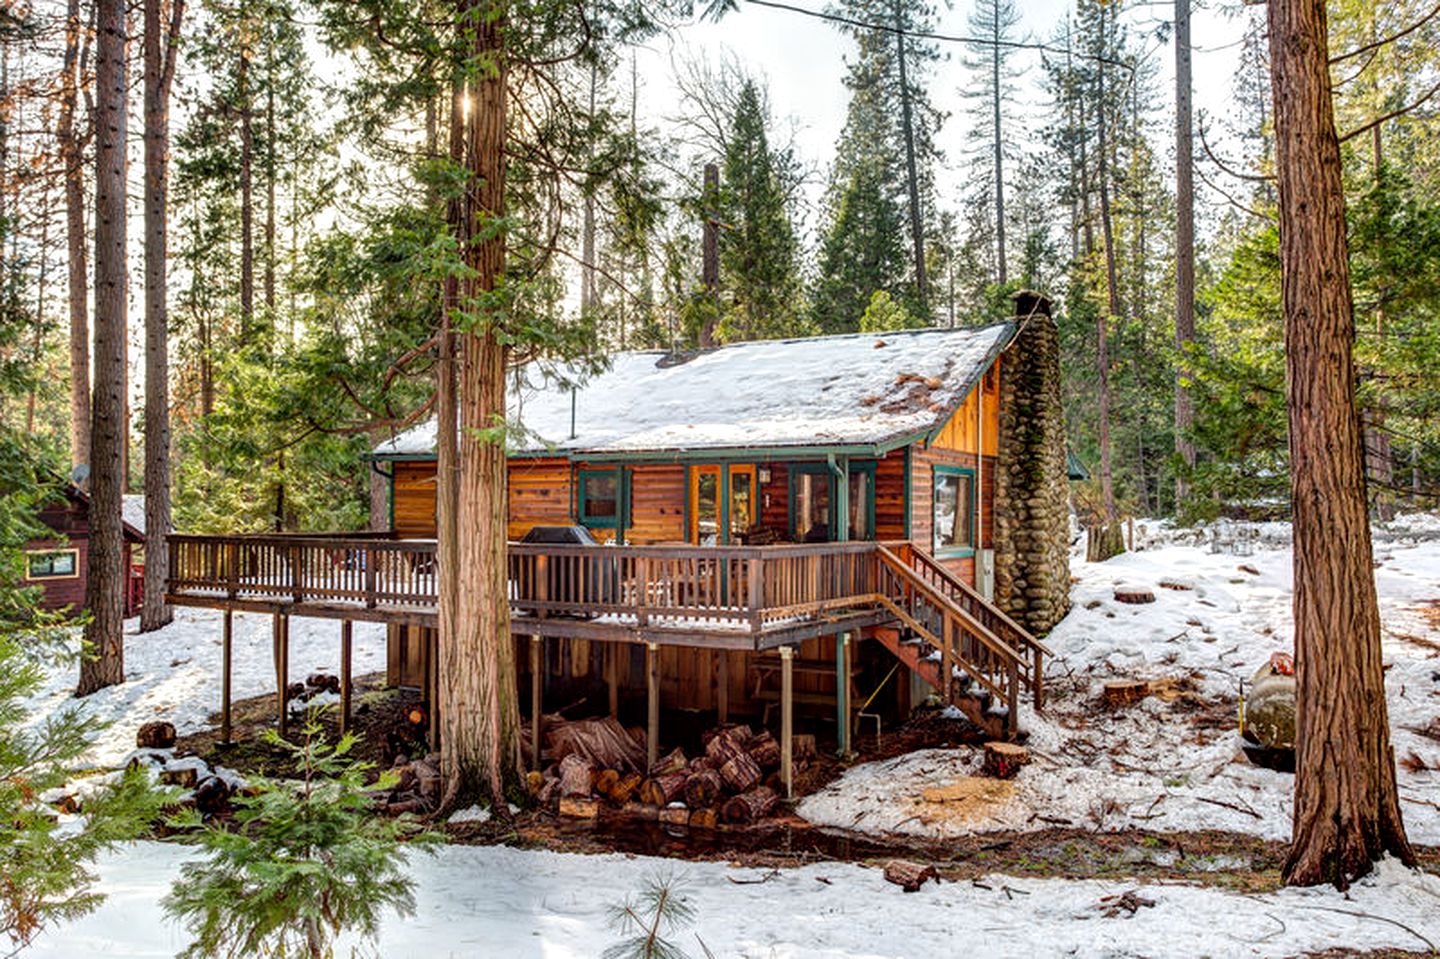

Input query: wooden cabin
[165,293,1070,767]
[26,487,145,618]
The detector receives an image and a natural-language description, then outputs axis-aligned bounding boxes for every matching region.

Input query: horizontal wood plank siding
[509,457,573,540]
[392,462,438,538]
[874,451,905,540]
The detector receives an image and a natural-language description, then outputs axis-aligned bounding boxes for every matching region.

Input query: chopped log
[882,860,937,893]
[1113,586,1155,604]
[1101,681,1150,707]
[558,754,596,798]
[286,681,308,702]
[686,755,718,773]
[688,807,719,830]
[595,768,620,796]
[606,772,644,805]
[306,671,340,692]
[621,800,660,821]
[547,716,647,773]
[719,752,762,793]
[639,773,687,806]
[136,721,177,750]
[981,742,1031,780]
[721,785,779,825]
[701,722,752,750]
[790,734,817,761]
[683,769,724,809]
[747,730,781,769]
[649,747,687,777]
[537,778,561,807]
[658,803,690,827]
[704,725,752,766]
[558,797,600,819]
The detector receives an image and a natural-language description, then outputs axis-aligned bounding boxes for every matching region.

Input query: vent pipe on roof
[570,386,577,440]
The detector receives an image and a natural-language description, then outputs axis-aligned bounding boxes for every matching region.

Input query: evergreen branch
[1198,123,1274,183]
[1329,2,1440,66]
[1338,80,1440,144]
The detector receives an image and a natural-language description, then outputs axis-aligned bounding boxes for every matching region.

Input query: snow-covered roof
[122,495,146,536]
[372,323,1015,459]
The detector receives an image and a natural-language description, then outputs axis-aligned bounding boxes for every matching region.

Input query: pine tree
[961,0,1021,287]
[716,79,804,341]
[164,715,440,958]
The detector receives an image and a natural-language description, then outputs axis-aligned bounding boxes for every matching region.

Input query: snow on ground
[802,522,1440,843]
[24,607,387,767]
[27,841,1440,959]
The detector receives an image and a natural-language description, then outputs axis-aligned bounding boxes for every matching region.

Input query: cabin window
[932,467,975,556]
[26,549,78,580]
[793,470,831,543]
[578,468,626,530]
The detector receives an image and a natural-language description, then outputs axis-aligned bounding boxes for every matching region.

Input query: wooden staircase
[870,544,1052,741]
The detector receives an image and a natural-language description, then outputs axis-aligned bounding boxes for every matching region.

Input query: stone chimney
[992,291,1070,635]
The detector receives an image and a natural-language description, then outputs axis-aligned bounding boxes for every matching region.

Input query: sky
[627,0,1259,237]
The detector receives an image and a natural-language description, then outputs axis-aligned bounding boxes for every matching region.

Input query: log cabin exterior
[166,293,1070,763]
[26,486,145,618]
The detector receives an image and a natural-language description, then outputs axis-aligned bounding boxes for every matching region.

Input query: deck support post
[274,613,290,737]
[424,627,438,749]
[716,650,729,724]
[340,620,353,736]
[220,609,233,744]
[836,632,851,758]
[530,635,542,772]
[607,643,619,718]
[646,642,660,770]
[780,645,794,799]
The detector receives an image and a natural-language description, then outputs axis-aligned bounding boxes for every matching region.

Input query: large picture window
[932,467,975,555]
[578,468,626,530]
[26,549,78,580]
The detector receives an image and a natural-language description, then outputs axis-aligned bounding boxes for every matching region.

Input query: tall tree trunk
[894,0,927,310]
[78,0,128,696]
[580,62,597,317]
[699,162,719,347]
[1095,8,1118,523]
[59,0,90,475]
[264,53,276,316]
[1267,0,1414,888]
[440,0,523,807]
[141,0,183,634]
[991,11,1006,287]
[238,39,254,340]
[1173,0,1196,508]
[25,199,50,435]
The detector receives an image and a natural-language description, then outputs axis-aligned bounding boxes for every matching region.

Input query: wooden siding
[622,463,686,544]
[509,457,572,540]
[27,495,140,616]
[874,451,906,540]
[930,359,1000,457]
[392,461,438,538]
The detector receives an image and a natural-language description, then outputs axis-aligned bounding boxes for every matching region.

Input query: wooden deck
[166,533,1049,734]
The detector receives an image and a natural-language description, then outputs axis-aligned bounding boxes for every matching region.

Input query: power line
[737,0,1136,70]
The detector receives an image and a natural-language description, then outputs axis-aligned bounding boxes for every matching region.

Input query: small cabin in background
[25,486,146,618]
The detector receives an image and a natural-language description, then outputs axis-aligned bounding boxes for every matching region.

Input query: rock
[136,721,177,750]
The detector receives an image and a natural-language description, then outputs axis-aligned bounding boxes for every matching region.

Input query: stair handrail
[904,545,1054,660]
[872,593,1015,713]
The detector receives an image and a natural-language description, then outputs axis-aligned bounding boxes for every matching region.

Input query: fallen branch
[1294,905,1437,953]
[1191,795,1262,820]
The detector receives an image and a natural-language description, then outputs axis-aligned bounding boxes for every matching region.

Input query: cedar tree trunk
[141,0,183,633]
[1267,0,1414,888]
[59,0,89,474]
[78,0,129,696]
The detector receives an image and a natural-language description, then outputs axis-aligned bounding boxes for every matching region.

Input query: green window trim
[577,467,630,536]
[26,548,79,580]
[931,465,977,558]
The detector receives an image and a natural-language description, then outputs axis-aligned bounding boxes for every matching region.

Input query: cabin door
[788,462,876,542]
[688,465,758,544]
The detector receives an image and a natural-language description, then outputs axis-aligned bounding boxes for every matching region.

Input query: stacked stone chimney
[993,291,1070,635]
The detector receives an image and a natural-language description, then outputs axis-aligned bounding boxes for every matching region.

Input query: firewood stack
[370,752,444,814]
[531,722,803,826]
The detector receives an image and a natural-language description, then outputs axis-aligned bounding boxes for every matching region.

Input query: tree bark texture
[1174,0,1197,506]
[1266,0,1414,888]
[59,0,90,474]
[1095,5,1118,524]
[78,0,129,696]
[440,2,523,807]
[894,0,927,310]
[238,42,254,338]
[990,10,1006,287]
[141,0,183,633]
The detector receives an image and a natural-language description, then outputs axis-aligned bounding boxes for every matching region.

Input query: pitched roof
[372,322,1015,459]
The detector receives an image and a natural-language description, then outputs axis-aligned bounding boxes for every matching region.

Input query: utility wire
[737,0,1136,70]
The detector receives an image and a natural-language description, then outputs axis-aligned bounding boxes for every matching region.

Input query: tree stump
[981,742,1030,780]
[882,860,937,892]
[136,721,177,749]
[1102,680,1150,707]
[1113,586,1155,604]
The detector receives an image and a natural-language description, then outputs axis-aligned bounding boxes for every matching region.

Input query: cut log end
[882,859,937,893]
[981,741,1031,780]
